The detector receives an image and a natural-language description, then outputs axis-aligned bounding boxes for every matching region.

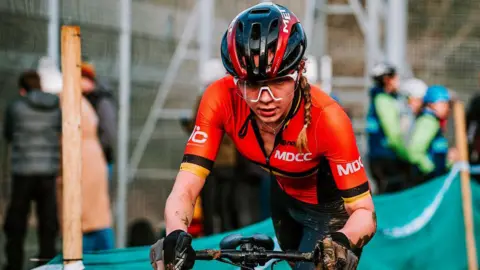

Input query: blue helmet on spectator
[423,85,450,104]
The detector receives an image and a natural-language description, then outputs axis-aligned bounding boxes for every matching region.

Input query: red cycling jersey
[181,76,369,205]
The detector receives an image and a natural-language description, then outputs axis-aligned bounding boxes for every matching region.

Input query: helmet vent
[237,22,244,33]
[250,8,270,14]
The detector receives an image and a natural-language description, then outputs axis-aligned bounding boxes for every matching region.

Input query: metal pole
[363,0,382,116]
[303,0,316,50]
[48,0,60,65]
[386,0,407,77]
[348,0,368,35]
[129,4,199,179]
[197,0,213,92]
[365,0,381,91]
[116,0,132,248]
[320,55,332,94]
[315,0,328,81]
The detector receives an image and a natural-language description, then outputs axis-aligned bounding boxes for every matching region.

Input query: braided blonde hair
[295,74,312,153]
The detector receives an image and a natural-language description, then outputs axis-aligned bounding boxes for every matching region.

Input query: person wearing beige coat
[38,57,114,252]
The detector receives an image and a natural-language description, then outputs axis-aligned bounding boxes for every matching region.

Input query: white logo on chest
[274,150,312,162]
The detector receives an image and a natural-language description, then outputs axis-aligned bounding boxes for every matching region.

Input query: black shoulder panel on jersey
[182,154,214,171]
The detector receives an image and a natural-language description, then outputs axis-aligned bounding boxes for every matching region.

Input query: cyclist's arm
[374,93,408,160]
[407,114,440,174]
[320,103,376,249]
[165,83,227,234]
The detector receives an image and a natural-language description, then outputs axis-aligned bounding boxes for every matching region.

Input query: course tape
[381,163,480,239]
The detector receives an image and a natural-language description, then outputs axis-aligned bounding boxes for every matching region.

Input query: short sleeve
[180,79,229,179]
[318,103,370,203]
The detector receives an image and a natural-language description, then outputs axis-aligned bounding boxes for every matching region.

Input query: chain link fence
[0,0,479,268]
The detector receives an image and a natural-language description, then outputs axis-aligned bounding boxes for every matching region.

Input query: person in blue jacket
[408,85,451,185]
[366,63,410,194]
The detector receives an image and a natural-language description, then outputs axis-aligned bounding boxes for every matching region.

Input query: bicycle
[153,233,320,270]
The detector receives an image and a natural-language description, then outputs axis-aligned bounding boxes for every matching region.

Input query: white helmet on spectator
[200,58,226,85]
[399,78,428,99]
[304,55,318,84]
[37,56,63,94]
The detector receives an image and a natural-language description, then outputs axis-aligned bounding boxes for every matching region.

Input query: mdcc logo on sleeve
[337,157,364,176]
[188,125,208,144]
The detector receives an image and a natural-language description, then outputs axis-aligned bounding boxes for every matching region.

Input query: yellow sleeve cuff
[342,190,370,204]
[180,162,210,179]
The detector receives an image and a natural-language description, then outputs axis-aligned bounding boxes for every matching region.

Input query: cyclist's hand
[315,232,358,270]
[162,230,195,270]
[150,238,165,270]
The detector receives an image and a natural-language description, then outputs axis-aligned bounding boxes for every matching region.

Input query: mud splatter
[352,233,374,249]
[207,249,222,259]
[181,216,190,227]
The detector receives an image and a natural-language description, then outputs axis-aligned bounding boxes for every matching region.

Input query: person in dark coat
[3,71,61,269]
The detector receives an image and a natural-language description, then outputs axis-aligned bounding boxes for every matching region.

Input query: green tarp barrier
[42,167,480,270]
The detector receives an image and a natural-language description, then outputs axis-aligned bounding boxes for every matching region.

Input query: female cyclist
[151,3,376,270]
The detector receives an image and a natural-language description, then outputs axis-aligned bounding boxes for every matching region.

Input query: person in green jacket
[408,85,451,185]
[366,63,410,194]
[398,78,428,143]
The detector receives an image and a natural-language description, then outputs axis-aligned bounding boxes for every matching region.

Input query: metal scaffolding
[47,0,60,66]
[116,0,132,249]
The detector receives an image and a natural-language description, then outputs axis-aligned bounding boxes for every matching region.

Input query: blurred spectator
[467,73,480,182]
[366,63,410,193]
[398,78,428,142]
[408,85,451,185]
[2,70,60,269]
[127,218,156,247]
[40,58,115,252]
[81,62,117,181]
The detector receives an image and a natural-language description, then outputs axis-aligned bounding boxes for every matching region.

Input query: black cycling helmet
[221,2,307,82]
[371,62,397,86]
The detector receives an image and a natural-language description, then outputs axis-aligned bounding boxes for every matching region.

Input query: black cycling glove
[150,230,195,270]
[315,232,358,270]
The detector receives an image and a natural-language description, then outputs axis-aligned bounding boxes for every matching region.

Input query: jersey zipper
[251,120,283,184]
[249,90,302,185]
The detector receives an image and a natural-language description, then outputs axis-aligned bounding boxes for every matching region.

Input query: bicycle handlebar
[195,249,314,263]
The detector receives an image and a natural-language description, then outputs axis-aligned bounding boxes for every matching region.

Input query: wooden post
[453,101,478,270]
[61,25,83,265]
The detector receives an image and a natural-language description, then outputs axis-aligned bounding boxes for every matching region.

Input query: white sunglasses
[234,71,299,103]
